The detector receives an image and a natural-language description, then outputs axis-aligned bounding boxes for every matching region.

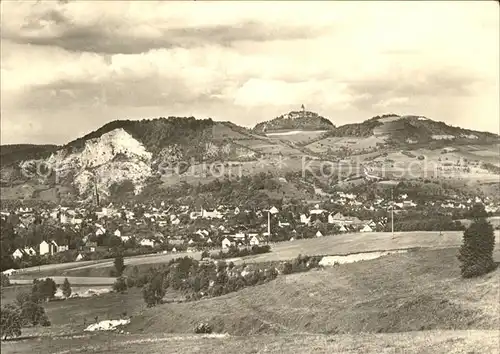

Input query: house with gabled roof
[361,224,373,232]
[249,235,264,246]
[222,237,235,249]
[300,214,311,225]
[39,240,57,256]
[12,248,25,259]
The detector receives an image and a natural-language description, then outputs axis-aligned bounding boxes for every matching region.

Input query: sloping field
[13,231,500,280]
[2,248,499,353]
[232,231,500,264]
[9,276,115,286]
[2,330,498,354]
[125,248,500,336]
[306,136,385,154]
[266,130,328,144]
[235,139,305,156]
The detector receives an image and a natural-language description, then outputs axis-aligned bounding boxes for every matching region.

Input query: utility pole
[93,171,100,207]
[267,210,271,237]
[391,188,395,239]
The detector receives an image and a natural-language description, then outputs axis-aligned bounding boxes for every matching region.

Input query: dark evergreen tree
[62,278,72,298]
[0,304,22,340]
[113,255,125,277]
[458,204,496,278]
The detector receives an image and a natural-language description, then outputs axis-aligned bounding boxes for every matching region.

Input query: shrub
[61,278,72,298]
[282,261,293,275]
[32,278,57,302]
[194,322,213,334]
[19,301,51,327]
[142,273,165,307]
[458,204,496,278]
[0,304,22,340]
[0,274,10,288]
[113,277,128,293]
[113,255,125,277]
[125,277,136,288]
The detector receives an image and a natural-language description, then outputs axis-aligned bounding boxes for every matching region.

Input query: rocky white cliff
[46,128,153,198]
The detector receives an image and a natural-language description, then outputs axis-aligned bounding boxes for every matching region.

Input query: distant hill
[1,112,498,202]
[328,114,499,146]
[0,117,265,200]
[0,144,59,166]
[253,110,335,133]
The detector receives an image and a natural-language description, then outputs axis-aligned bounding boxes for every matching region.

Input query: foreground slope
[2,330,498,354]
[2,247,499,354]
[127,248,499,335]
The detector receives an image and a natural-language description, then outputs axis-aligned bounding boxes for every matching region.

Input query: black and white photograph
[0,1,499,353]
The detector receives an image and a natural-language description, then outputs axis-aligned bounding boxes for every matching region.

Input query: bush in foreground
[61,278,72,298]
[113,277,128,293]
[194,322,213,334]
[31,278,57,303]
[19,301,50,327]
[458,204,496,278]
[1,274,10,288]
[0,305,22,340]
[113,255,126,277]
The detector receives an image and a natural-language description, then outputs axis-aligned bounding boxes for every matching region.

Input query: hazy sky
[1,1,499,144]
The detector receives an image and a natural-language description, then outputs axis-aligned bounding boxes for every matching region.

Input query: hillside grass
[2,330,498,354]
[125,248,499,336]
[2,247,499,353]
[2,288,145,339]
[14,231,500,279]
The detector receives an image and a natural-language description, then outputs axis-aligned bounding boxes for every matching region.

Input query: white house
[114,229,122,237]
[278,221,291,228]
[361,224,373,232]
[201,208,222,219]
[140,238,155,247]
[300,214,311,225]
[60,213,69,224]
[95,224,106,236]
[189,211,202,220]
[403,200,417,208]
[2,269,16,276]
[233,233,246,241]
[171,218,180,226]
[249,235,263,246]
[339,225,347,233]
[39,240,56,256]
[310,204,326,215]
[71,218,83,225]
[269,206,279,214]
[75,253,84,261]
[328,212,347,224]
[23,247,36,256]
[57,244,69,253]
[315,230,323,237]
[188,239,195,245]
[221,237,234,249]
[120,235,131,243]
[12,249,24,259]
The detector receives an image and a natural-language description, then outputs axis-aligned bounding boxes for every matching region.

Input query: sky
[1,0,499,145]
